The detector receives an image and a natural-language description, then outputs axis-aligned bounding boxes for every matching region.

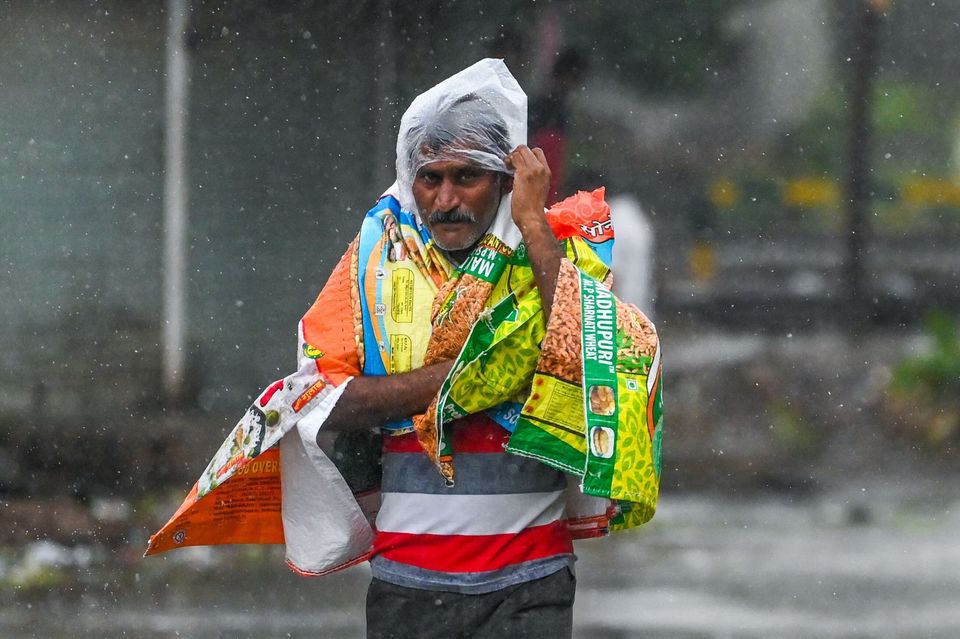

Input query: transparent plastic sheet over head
[395,58,527,216]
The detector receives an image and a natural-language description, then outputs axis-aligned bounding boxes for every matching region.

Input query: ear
[500,174,514,196]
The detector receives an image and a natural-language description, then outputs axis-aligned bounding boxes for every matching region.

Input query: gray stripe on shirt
[370,554,576,594]
[381,451,568,495]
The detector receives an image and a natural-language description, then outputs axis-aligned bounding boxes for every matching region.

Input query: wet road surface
[4,480,959,638]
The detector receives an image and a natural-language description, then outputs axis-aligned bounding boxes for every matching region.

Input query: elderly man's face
[413,159,511,258]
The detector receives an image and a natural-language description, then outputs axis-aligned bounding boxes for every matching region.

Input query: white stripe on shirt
[376,490,566,536]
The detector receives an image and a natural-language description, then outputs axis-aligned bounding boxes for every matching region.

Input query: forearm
[517,213,564,320]
[506,144,560,318]
[320,360,454,435]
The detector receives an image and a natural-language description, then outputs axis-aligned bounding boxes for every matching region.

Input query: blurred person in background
[532,50,656,316]
[529,47,587,205]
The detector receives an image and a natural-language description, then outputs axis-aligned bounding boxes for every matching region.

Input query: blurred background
[3,0,960,637]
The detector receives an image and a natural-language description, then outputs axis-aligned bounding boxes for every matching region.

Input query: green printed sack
[435,237,663,531]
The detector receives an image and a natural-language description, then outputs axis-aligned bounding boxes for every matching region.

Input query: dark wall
[1,2,166,415]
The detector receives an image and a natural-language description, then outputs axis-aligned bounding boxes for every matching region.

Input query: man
[322,79,576,638]
[148,59,662,639]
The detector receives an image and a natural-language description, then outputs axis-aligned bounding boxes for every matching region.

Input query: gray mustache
[428,208,477,225]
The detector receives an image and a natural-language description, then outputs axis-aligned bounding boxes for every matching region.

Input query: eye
[456,168,485,184]
[417,170,441,186]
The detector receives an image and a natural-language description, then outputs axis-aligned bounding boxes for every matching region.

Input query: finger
[512,145,537,169]
[506,147,526,170]
[531,147,549,169]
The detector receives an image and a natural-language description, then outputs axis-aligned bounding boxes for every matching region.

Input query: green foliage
[722,74,958,235]
[888,311,960,445]
[779,78,946,176]
[768,399,817,453]
[777,86,847,175]
[873,81,937,136]
[890,311,960,400]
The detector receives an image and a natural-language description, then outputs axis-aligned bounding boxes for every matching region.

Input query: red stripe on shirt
[372,520,572,573]
[383,414,508,454]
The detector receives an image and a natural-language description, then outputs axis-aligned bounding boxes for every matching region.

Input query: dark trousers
[365,568,576,639]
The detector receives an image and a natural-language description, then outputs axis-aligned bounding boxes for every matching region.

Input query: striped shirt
[370,414,575,594]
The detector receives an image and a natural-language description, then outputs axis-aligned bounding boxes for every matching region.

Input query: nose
[434,177,461,212]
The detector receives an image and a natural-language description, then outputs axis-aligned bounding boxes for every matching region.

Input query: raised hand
[504,145,562,318]
[505,145,552,231]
